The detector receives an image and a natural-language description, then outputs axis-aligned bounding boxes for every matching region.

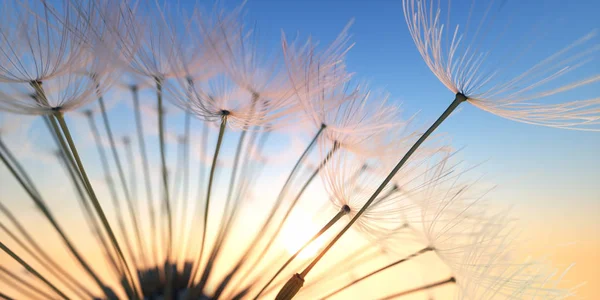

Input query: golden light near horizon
[279,211,329,259]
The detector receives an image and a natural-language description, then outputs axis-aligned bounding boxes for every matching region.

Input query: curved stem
[238,142,340,286]
[131,85,159,268]
[86,112,139,272]
[377,277,455,300]
[320,247,432,299]
[0,241,69,299]
[197,129,247,289]
[255,206,349,299]
[98,97,148,268]
[0,266,55,300]
[276,94,466,300]
[174,111,192,266]
[184,122,209,283]
[215,125,325,291]
[192,114,228,285]
[0,133,109,297]
[156,78,173,261]
[54,112,139,299]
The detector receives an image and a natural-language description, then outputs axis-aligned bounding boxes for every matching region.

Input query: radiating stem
[319,247,432,299]
[197,129,247,289]
[377,277,455,300]
[191,112,229,285]
[0,133,110,297]
[131,84,159,267]
[98,97,148,268]
[175,78,194,266]
[0,266,55,300]
[0,241,69,299]
[214,124,325,291]
[212,128,271,300]
[272,243,384,298]
[198,95,259,289]
[54,148,122,280]
[174,111,192,266]
[85,111,139,272]
[255,205,350,299]
[0,204,91,299]
[241,142,340,283]
[155,77,173,263]
[54,112,139,299]
[277,94,466,299]
[183,122,209,279]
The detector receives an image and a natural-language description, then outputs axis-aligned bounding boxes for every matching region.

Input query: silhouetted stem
[155,77,173,261]
[98,97,148,268]
[0,241,69,299]
[197,129,247,289]
[378,277,455,300]
[85,112,139,272]
[0,266,56,300]
[212,128,271,300]
[241,142,340,284]
[192,113,229,285]
[275,94,466,300]
[174,111,192,266]
[215,125,326,291]
[0,132,110,297]
[320,247,432,299]
[255,205,350,299]
[54,112,139,299]
[0,204,92,299]
[55,148,121,280]
[131,84,159,267]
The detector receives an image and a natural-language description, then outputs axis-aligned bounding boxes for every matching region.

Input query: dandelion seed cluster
[0,0,597,299]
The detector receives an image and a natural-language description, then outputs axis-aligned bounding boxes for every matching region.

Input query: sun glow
[280,212,329,259]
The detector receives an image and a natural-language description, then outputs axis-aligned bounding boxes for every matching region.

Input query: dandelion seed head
[403,0,600,130]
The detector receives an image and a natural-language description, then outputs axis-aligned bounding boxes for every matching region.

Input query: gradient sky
[214,0,600,296]
[213,1,600,218]
[0,0,598,298]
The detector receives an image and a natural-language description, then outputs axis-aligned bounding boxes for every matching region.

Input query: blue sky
[193,0,600,221]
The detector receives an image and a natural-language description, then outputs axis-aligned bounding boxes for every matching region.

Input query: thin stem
[0,204,91,299]
[0,266,56,300]
[98,97,148,268]
[85,112,139,272]
[156,77,173,264]
[320,247,432,299]
[197,129,247,289]
[54,148,122,280]
[0,134,109,297]
[199,94,259,289]
[282,244,384,298]
[54,112,140,299]
[214,125,325,291]
[292,94,466,292]
[241,142,340,284]
[175,111,192,266]
[377,277,455,300]
[213,128,272,300]
[192,113,229,285]
[131,85,159,267]
[255,205,350,299]
[0,292,14,300]
[0,241,69,299]
[184,122,209,282]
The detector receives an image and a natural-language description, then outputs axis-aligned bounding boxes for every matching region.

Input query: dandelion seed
[402,0,600,130]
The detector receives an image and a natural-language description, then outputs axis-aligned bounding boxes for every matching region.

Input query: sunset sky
[0,0,598,298]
